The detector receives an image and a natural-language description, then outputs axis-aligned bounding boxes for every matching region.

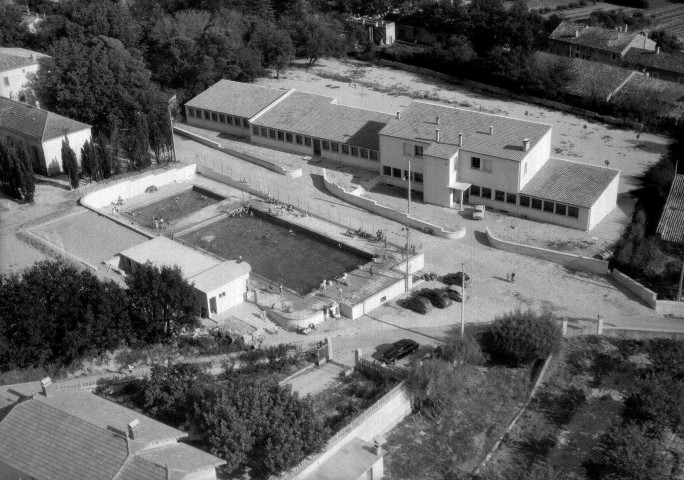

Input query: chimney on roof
[30,53,36,62]
[436,116,440,125]
[656,46,660,54]
[458,133,463,147]
[575,30,579,38]
[35,101,40,110]
[435,128,440,143]
[523,138,531,152]
[489,126,494,135]
[40,377,52,397]
[396,111,401,119]
[128,419,142,440]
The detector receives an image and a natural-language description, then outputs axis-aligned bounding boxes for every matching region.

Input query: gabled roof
[0,52,35,73]
[380,101,551,162]
[611,74,684,118]
[0,47,49,60]
[252,91,393,151]
[424,142,459,160]
[549,21,653,54]
[657,174,684,242]
[623,49,684,76]
[0,97,91,142]
[185,79,290,119]
[520,158,619,208]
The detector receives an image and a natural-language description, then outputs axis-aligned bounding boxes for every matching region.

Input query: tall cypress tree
[97,136,114,179]
[15,143,35,202]
[61,139,79,189]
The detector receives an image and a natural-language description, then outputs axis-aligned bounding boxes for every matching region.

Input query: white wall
[186,106,250,137]
[202,272,249,320]
[519,130,552,190]
[423,154,453,207]
[0,64,39,100]
[41,128,92,176]
[588,174,619,231]
[456,150,520,194]
[379,135,428,178]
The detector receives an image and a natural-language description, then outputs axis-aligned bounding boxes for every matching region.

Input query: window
[506,193,517,204]
[3,77,8,86]
[277,131,284,141]
[219,292,226,298]
[483,159,493,173]
[568,206,579,218]
[296,135,303,145]
[392,168,402,178]
[188,108,195,117]
[242,118,249,128]
[219,114,225,123]
[342,144,349,154]
[383,166,392,176]
[555,203,567,216]
[369,150,377,160]
[414,145,423,157]
[261,127,267,136]
[351,146,359,156]
[322,140,330,150]
[413,172,423,183]
[269,129,276,139]
[520,195,530,207]
[360,148,368,159]
[531,198,542,209]
[204,110,210,120]
[471,185,480,196]
[403,143,412,155]
[403,170,409,180]
[543,200,555,213]
[211,112,218,121]
[286,132,293,142]
[234,116,241,125]
[304,137,312,146]
[252,126,260,135]
[471,157,481,169]
[611,53,618,61]
[227,116,234,125]
[495,190,505,202]
[331,142,339,152]
[481,187,492,199]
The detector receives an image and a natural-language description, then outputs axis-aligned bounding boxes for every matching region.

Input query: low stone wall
[611,269,657,308]
[486,228,609,275]
[654,300,684,317]
[602,326,684,340]
[174,126,303,178]
[323,169,466,240]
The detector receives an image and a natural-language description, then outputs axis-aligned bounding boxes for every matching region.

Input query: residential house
[117,236,251,320]
[549,21,656,64]
[622,48,684,83]
[610,73,684,120]
[0,47,47,103]
[656,174,684,243]
[0,97,92,175]
[349,18,396,45]
[0,380,226,480]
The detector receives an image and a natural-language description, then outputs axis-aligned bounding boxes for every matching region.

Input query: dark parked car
[443,285,467,302]
[381,339,420,364]
[420,288,452,308]
[443,271,471,287]
[401,295,433,314]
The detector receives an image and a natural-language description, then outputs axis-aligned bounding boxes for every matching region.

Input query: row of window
[403,143,423,158]
[382,165,424,184]
[252,126,378,160]
[187,107,250,129]
[470,184,579,218]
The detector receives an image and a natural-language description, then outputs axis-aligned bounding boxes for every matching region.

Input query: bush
[488,309,562,366]
[440,334,486,366]
[623,373,684,434]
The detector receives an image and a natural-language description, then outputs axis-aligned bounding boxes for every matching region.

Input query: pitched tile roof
[611,74,684,118]
[0,52,35,72]
[252,91,393,151]
[549,22,653,54]
[623,49,684,76]
[138,442,227,475]
[0,97,91,142]
[117,456,168,480]
[380,101,551,162]
[423,142,460,159]
[657,174,684,242]
[185,79,290,119]
[520,158,619,208]
[0,47,49,60]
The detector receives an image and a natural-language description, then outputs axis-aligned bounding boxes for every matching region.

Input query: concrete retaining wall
[174,126,303,178]
[602,326,684,340]
[654,300,684,317]
[323,169,466,240]
[486,228,609,275]
[611,269,657,308]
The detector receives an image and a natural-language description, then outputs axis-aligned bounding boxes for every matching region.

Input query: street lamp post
[405,160,411,292]
[461,262,465,337]
[168,103,177,164]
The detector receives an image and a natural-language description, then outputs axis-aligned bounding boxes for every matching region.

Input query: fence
[357,358,408,382]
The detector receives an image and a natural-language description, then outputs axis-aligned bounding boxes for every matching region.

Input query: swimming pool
[128,186,224,228]
[179,212,371,295]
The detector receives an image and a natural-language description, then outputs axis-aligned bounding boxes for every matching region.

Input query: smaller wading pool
[180,211,372,295]
[127,186,224,227]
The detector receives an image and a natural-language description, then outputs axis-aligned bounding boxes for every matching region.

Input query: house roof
[424,142,460,160]
[185,79,290,119]
[380,101,551,162]
[300,437,383,480]
[0,97,91,142]
[611,74,684,118]
[137,442,227,475]
[549,22,653,54]
[252,91,394,151]
[623,49,684,76]
[0,47,49,60]
[657,174,684,242]
[191,261,251,293]
[0,52,35,72]
[520,158,619,208]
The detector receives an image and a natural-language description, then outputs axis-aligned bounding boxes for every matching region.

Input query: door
[210,296,217,314]
[313,139,321,156]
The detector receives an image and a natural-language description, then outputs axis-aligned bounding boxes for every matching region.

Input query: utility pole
[405,160,411,292]
[461,262,465,337]
[168,103,177,164]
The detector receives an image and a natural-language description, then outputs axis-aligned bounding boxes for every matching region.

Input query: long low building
[184,80,620,231]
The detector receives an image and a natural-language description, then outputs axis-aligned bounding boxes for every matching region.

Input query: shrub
[623,373,684,434]
[488,309,562,366]
[440,334,486,366]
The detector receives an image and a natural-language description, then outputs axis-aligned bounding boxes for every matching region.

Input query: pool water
[128,186,224,227]
[180,213,371,294]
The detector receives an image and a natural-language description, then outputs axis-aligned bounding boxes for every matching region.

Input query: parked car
[381,339,420,364]
[443,285,468,302]
[401,295,433,314]
[473,205,485,220]
[420,288,453,308]
[443,271,471,287]
[594,251,614,261]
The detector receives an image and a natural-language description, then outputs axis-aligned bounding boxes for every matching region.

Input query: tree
[251,26,295,79]
[14,143,36,203]
[649,30,684,53]
[0,3,28,46]
[125,262,200,343]
[440,334,485,366]
[80,139,100,182]
[405,359,469,418]
[488,308,562,366]
[61,139,79,189]
[283,14,346,68]
[95,135,114,179]
[623,373,684,434]
[192,379,327,476]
